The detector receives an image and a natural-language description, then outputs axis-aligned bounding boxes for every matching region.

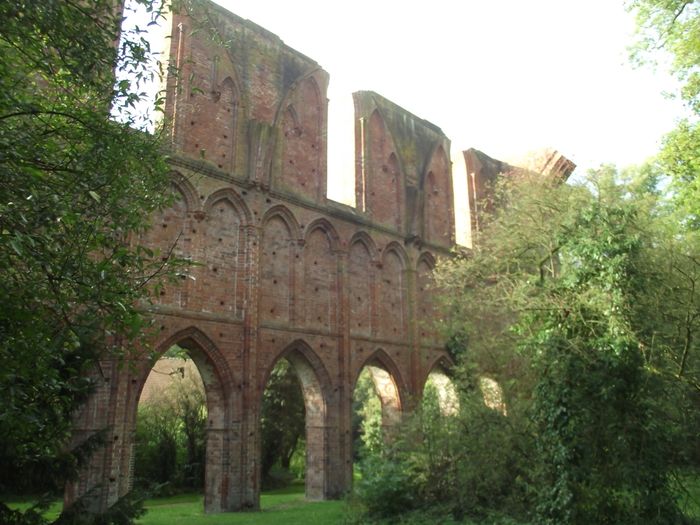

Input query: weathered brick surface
[68,1,462,512]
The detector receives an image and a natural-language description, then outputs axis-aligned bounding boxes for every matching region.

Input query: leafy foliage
[354,169,698,524]
[0,0,180,522]
[351,368,384,461]
[260,359,306,488]
[628,1,700,225]
[135,360,207,493]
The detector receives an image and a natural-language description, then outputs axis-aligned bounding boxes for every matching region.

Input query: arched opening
[351,356,402,472]
[260,345,329,501]
[260,359,306,490]
[479,376,507,415]
[136,347,207,495]
[133,333,231,513]
[423,367,459,416]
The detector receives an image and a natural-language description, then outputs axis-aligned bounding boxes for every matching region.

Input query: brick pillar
[65,359,129,513]
[337,248,354,493]
[405,261,421,406]
[240,222,261,509]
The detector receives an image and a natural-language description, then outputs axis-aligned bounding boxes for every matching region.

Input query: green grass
[4,483,345,525]
[137,482,346,525]
[3,495,63,521]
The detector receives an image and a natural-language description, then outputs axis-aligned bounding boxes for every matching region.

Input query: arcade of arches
[64,1,492,513]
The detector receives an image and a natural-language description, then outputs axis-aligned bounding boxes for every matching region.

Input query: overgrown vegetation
[350,169,700,524]
[0,0,179,522]
[260,359,307,488]
[135,357,207,495]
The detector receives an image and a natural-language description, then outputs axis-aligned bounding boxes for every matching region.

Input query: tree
[135,359,207,492]
[260,359,306,487]
[629,0,700,111]
[436,168,690,523]
[628,1,700,221]
[0,1,179,523]
[351,169,694,523]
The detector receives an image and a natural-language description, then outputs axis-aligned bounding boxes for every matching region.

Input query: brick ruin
[66,0,573,513]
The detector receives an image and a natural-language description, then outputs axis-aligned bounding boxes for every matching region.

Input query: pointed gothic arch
[129,326,237,512]
[260,339,333,500]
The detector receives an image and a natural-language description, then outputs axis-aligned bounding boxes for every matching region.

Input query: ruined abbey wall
[68,1,459,512]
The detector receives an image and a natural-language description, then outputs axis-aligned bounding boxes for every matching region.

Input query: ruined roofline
[355,90,446,137]
[465,147,576,180]
[190,0,321,68]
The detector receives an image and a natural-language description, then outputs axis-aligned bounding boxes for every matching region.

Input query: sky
[207,1,684,193]
[128,1,686,243]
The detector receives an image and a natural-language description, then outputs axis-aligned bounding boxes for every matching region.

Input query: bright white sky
[208,0,684,201]
[129,1,685,243]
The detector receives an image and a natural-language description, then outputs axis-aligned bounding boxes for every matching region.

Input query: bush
[134,362,206,494]
[353,381,533,524]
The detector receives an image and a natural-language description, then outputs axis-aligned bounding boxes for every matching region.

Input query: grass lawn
[5,483,345,525]
[137,482,346,525]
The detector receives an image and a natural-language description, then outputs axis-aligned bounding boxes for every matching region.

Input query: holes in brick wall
[190,121,195,125]
[272,279,277,284]
[220,301,225,306]
[223,134,228,139]
[212,267,218,273]
[195,143,199,148]
[159,290,165,296]
[191,228,197,233]
[162,223,167,228]
[218,164,223,169]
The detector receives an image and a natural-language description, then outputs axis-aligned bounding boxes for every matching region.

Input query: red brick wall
[70,0,459,513]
